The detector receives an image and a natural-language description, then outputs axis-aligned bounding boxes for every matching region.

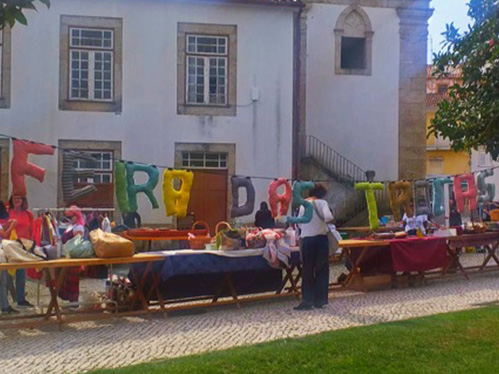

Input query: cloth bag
[2,239,48,262]
[245,229,267,249]
[217,230,241,251]
[63,235,95,259]
[312,201,341,256]
[89,229,135,258]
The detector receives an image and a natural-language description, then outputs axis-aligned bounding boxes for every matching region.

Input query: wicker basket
[188,221,211,250]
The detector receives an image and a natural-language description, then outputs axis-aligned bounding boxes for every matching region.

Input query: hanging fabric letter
[125,163,160,212]
[230,176,256,218]
[286,181,315,225]
[11,139,55,197]
[268,178,292,218]
[414,180,431,216]
[432,177,452,217]
[355,182,384,230]
[115,161,130,213]
[476,170,495,209]
[162,169,194,218]
[453,174,478,213]
[388,181,413,221]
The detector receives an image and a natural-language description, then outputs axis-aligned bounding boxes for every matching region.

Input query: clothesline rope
[1,132,498,184]
[32,208,115,212]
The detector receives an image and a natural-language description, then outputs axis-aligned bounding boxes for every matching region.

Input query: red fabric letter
[11,140,55,196]
[453,174,477,213]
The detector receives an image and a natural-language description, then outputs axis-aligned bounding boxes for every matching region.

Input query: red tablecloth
[389,236,448,272]
[350,236,448,274]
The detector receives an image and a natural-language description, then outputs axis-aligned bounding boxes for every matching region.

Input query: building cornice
[303,0,431,10]
[159,0,304,9]
[397,7,434,24]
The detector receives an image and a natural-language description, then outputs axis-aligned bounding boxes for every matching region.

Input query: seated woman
[254,202,275,229]
[402,203,429,236]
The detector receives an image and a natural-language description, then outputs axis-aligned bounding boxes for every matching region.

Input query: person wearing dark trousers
[294,183,334,311]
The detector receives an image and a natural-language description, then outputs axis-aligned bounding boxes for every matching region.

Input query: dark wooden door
[187,170,228,235]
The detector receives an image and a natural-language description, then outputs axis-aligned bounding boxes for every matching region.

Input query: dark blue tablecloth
[129,250,301,300]
[160,250,300,281]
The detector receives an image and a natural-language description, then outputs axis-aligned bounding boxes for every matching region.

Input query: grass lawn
[91,306,499,374]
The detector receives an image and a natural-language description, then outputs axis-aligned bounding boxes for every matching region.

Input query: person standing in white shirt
[294,183,334,311]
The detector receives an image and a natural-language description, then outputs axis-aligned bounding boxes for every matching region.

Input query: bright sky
[428,0,472,63]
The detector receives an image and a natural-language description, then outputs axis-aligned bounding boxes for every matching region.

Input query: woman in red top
[8,195,34,307]
[1,200,19,314]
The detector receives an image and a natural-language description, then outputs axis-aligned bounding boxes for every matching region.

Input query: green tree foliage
[0,0,50,28]
[430,0,499,158]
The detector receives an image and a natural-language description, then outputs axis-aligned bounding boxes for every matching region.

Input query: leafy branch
[0,0,50,28]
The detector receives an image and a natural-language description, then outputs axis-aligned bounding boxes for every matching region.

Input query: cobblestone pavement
[1,253,499,374]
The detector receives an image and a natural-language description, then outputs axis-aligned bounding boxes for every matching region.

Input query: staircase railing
[305,135,367,184]
[303,135,391,226]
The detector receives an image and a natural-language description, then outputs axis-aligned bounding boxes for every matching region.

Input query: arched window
[335,5,373,76]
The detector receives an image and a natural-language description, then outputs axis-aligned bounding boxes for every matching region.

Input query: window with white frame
[186,35,228,106]
[74,151,114,183]
[69,28,114,101]
[177,23,237,117]
[181,152,228,169]
[60,16,122,112]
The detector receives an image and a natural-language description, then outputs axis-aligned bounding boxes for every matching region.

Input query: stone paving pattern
[1,253,498,374]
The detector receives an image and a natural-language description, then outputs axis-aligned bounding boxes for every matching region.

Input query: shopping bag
[63,235,95,259]
[312,201,340,256]
[2,239,47,263]
[89,229,135,258]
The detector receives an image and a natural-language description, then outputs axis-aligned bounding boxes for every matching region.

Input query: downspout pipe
[292,2,304,181]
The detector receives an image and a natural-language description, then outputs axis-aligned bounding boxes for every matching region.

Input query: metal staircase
[302,135,390,226]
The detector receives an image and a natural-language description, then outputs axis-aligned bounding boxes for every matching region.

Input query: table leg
[146,270,165,311]
[479,243,499,271]
[277,266,299,298]
[211,273,240,308]
[44,268,67,331]
[343,247,368,292]
[225,273,240,309]
[130,262,153,317]
[444,247,469,280]
[291,264,302,288]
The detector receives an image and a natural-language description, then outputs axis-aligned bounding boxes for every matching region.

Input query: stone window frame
[177,23,237,117]
[0,138,9,202]
[334,5,373,76]
[0,27,12,109]
[59,15,123,113]
[174,142,235,221]
[57,139,121,208]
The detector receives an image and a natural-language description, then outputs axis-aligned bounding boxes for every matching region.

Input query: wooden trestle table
[0,253,165,330]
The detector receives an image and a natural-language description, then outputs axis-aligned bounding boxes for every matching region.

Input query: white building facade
[302,0,433,182]
[0,0,433,226]
[0,0,298,226]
